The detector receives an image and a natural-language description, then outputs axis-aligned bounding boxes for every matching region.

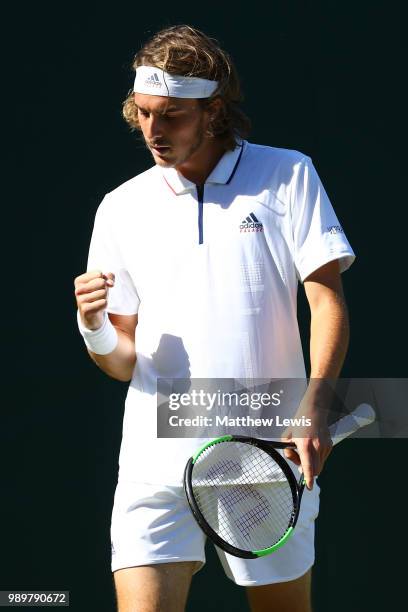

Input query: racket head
[183,436,303,559]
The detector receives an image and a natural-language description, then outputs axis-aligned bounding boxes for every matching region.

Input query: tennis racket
[183,403,375,559]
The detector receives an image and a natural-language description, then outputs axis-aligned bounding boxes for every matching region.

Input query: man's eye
[137,110,180,119]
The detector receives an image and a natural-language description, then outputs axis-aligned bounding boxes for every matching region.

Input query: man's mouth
[150,144,171,154]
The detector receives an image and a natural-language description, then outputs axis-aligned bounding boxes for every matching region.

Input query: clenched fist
[74,270,115,330]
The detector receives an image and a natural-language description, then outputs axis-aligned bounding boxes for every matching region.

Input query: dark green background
[2,1,405,611]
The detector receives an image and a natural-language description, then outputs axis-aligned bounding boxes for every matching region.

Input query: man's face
[134,93,211,168]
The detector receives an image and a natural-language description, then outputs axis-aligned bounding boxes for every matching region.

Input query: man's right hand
[74,270,115,330]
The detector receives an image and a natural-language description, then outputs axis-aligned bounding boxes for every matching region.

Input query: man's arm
[86,313,138,382]
[283,259,350,488]
[75,270,138,382]
[305,259,349,379]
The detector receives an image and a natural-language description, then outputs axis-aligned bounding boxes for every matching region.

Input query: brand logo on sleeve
[327,225,344,234]
[240,213,264,233]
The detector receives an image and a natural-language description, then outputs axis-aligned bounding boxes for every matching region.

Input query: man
[75,24,354,612]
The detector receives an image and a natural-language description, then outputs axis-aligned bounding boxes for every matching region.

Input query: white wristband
[76,309,118,355]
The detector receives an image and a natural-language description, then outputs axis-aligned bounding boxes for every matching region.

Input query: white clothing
[86,140,355,484]
[110,479,319,585]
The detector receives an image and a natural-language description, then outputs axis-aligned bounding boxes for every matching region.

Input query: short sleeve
[290,156,356,282]
[86,195,140,315]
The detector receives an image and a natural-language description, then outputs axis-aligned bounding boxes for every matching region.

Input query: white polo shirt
[86,140,355,484]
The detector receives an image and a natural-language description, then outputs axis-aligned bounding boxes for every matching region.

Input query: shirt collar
[161,139,246,195]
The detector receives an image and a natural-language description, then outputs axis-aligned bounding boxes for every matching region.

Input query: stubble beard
[146,119,207,169]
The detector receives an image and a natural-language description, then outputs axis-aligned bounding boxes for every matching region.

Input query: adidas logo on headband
[144,73,162,87]
[134,66,219,99]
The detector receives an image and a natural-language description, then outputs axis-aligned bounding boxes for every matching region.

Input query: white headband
[133,66,218,99]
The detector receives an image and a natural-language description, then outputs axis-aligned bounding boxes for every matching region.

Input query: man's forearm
[286,294,350,486]
[309,294,350,379]
[87,329,136,382]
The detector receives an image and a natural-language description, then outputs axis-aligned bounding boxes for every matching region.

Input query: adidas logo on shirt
[144,73,162,87]
[327,225,344,234]
[240,212,264,233]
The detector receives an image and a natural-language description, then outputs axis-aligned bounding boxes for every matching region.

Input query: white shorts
[110,479,320,586]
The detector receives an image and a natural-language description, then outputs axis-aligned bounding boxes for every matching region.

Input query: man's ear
[204,97,225,138]
[207,97,224,120]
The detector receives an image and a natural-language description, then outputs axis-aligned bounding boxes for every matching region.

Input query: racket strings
[193,463,292,549]
[201,456,294,531]
[192,442,296,551]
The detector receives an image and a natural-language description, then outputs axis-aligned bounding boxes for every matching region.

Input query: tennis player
[74,25,355,612]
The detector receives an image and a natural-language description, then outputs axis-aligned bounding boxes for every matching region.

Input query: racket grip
[329,403,376,446]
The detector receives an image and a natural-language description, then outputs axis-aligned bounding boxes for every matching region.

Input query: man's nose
[145,115,164,140]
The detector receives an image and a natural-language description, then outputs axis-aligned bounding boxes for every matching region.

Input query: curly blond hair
[123,25,251,151]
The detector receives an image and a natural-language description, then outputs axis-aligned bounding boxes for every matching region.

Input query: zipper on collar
[196,184,204,245]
